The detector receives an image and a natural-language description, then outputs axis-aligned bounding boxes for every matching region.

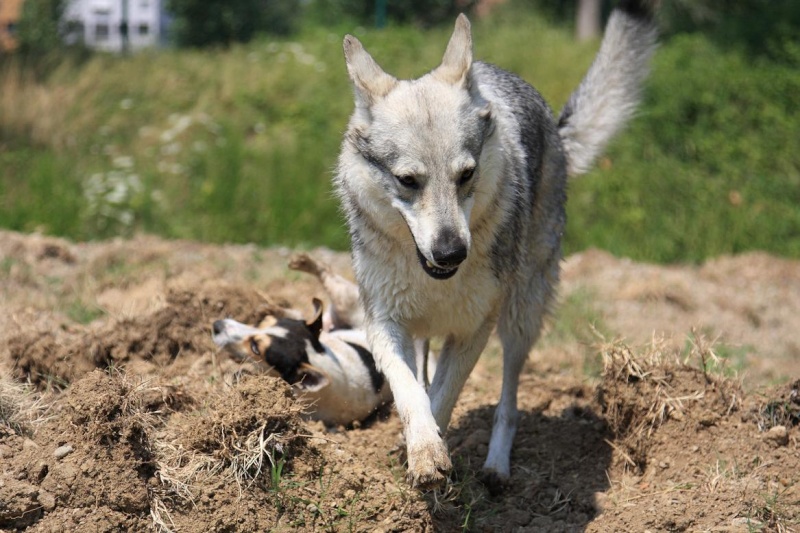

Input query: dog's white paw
[288,253,322,276]
[406,436,451,490]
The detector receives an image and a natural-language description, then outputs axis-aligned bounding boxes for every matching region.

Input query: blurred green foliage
[308,0,477,28]
[167,0,302,47]
[0,3,798,262]
[659,0,800,66]
[565,34,800,261]
[15,0,65,54]
[516,0,800,66]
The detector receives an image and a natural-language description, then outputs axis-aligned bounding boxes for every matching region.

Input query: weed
[683,328,751,378]
[743,487,797,533]
[64,299,105,324]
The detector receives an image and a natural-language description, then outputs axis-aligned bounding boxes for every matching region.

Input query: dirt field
[1,229,798,532]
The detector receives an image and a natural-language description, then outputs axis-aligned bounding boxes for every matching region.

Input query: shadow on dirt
[433,398,612,531]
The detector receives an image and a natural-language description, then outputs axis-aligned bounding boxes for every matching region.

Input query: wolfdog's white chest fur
[354,234,501,339]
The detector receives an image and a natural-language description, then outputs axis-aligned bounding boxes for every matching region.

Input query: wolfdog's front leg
[367,320,451,488]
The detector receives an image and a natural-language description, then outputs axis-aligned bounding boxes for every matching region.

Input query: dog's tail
[557,0,657,177]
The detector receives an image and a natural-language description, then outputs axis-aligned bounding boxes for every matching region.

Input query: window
[95,23,110,41]
[138,23,149,36]
[64,20,85,45]
[6,22,16,36]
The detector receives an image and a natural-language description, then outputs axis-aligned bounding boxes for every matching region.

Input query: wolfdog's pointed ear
[434,14,473,86]
[343,35,397,107]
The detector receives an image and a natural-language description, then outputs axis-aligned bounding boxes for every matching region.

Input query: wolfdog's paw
[480,467,510,496]
[406,439,451,490]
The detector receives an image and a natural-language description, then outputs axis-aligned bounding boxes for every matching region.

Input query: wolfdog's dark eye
[459,168,475,185]
[249,338,261,356]
[394,174,419,189]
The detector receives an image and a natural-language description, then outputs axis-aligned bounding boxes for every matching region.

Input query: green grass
[1,6,798,262]
[565,34,800,262]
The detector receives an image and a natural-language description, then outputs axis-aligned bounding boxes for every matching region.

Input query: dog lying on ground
[289,253,435,387]
[212,298,391,426]
[335,1,656,488]
[213,254,391,425]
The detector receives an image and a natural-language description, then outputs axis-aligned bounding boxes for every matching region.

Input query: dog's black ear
[295,363,330,392]
[306,298,324,341]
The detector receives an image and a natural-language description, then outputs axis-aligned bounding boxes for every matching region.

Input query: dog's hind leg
[415,338,431,389]
[482,332,532,484]
[289,253,363,329]
[483,304,546,489]
[429,320,494,431]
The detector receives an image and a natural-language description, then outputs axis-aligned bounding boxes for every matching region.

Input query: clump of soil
[751,378,800,432]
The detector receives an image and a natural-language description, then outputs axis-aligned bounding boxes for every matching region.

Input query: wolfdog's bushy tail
[557,0,657,177]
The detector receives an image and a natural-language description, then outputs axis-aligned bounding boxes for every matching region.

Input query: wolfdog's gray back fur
[469,61,567,280]
[468,3,656,279]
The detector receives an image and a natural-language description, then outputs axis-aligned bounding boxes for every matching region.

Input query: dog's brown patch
[257,315,279,328]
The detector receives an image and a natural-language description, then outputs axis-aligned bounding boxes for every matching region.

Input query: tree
[167,0,301,48]
[310,0,477,28]
[16,0,67,56]
[576,0,601,41]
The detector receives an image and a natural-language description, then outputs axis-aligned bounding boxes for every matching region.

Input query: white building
[64,0,167,52]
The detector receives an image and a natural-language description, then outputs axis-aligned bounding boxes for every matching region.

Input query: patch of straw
[0,374,51,436]
[149,493,177,533]
[597,331,741,472]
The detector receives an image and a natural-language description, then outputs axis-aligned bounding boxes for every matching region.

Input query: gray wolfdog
[335,1,656,489]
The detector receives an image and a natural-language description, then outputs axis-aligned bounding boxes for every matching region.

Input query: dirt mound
[1,231,798,532]
[6,284,279,389]
[597,338,742,472]
[589,342,799,533]
[1,370,155,531]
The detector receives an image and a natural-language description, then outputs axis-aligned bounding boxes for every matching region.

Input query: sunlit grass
[1,6,798,262]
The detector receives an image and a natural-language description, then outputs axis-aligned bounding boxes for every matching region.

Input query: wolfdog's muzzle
[415,229,467,280]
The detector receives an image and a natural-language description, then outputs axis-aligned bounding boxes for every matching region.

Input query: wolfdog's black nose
[212,320,225,335]
[431,229,468,268]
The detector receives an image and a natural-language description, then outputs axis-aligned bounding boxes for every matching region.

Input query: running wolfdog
[335,1,656,488]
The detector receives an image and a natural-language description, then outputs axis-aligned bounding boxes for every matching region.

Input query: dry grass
[150,377,306,521]
[0,373,51,436]
[0,63,77,149]
[753,379,800,432]
[597,331,743,473]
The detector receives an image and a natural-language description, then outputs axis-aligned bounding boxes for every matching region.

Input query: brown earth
[0,229,798,532]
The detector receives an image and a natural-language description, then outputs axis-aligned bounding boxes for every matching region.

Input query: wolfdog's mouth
[415,247,459,280]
